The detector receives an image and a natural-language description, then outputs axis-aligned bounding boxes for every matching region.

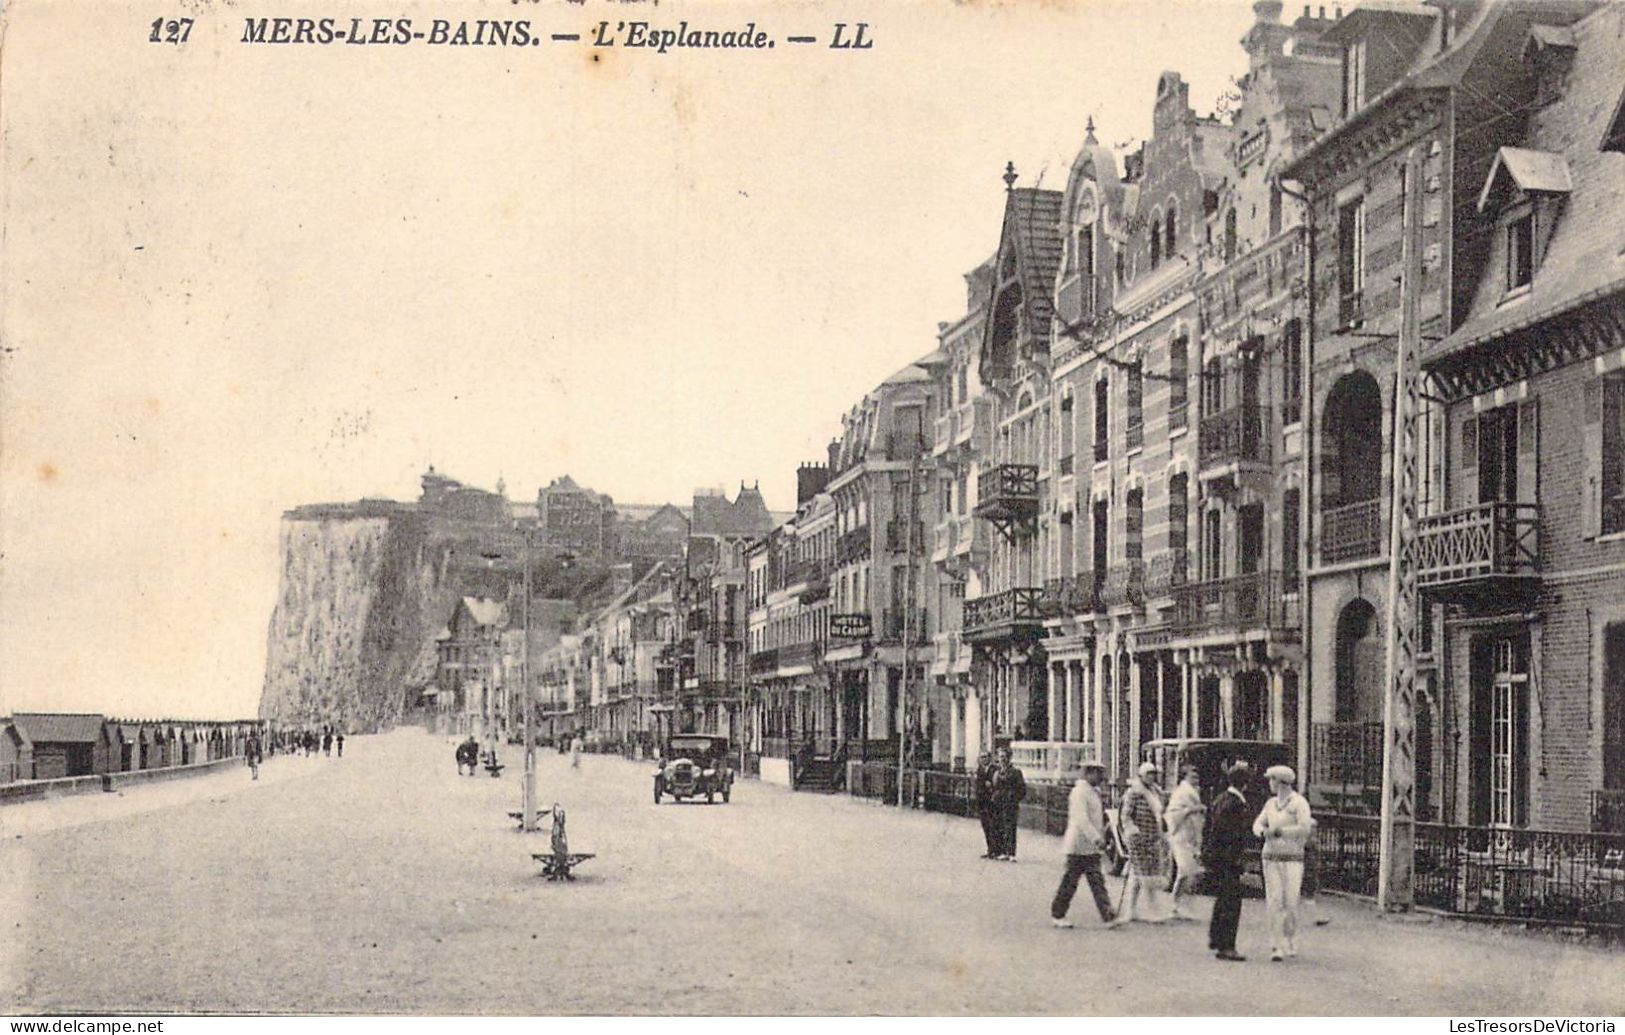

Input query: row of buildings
[1,714,266,783]
[452,0,1624,835]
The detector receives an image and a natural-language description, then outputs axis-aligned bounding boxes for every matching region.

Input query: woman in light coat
[1114,762,1171,924]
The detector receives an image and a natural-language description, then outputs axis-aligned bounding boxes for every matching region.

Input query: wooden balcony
[974,464,1039,540]
[1198,402,1269,471]
[1100,560,1146,608]
[1042,574,1098,618]
[962,587,1045,644]
[1322,498,1383,564]
[1171,570,1299,637]
[1416,501,1541,609]
[835,525,871,566]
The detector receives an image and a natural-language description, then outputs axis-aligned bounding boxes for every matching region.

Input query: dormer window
[1342,38,1367,118]
[1506,211,1534,293]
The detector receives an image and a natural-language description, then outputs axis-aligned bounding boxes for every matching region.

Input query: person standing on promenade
[1050,762,1117,928]
[322,729,333,756]
[988,746,1027,861]
[973,752,997,859]
[1115,762,1170,924]
[1164,764,1207,921]
[1204,763,1253,961]
[1253,764,1313,961]
[336,732,345,758]
[245,732,262,780]
[571,733,583,770]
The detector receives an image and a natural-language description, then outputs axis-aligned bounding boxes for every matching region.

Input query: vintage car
[653,734,734,804]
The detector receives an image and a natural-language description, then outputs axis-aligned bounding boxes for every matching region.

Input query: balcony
[1145,548,1188,598]
[831,612,872,640]
[962,587,1045,644]
[1322,498,1383,564]
[885,431,928,461]
[1100,560,1146,608]
[933,414,953,455]
[749,648,780,676]
[1172,570,1299,637]
[1041,574,1098,618]
[1198,402,1269,471]
[1126,418,1144,453]
[1416,502,1541,609]
[881,608,928,643]
[780,641,821,671]
[973,464,1039,536]
[1169,399,1189,434]
[835,525,871,566]
[884,519,924,555]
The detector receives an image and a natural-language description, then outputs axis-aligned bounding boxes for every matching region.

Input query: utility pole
[1378,144,1423,912]
[521,528,537,832]
[898,448,919,808]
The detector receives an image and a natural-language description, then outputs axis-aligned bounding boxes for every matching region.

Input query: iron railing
[962,587,1045,636]
[1126,419,1144,453]
[1322,498,1383,563]
[1171,570,1299,634]
[1100,560,1146,608]
[1169,399,1189,434]
[749,648,779,676]
[1199,402,1269,468]
[976,464,1039,507]
[1311,721,1384,814]
[836,525,871,565]
[1416,502,1541,587]
[1315,814,1625,938]
[780,641,820,670]
[783,556,826,586]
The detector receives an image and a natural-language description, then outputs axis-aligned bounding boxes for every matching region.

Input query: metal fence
[1316,813,1625,938]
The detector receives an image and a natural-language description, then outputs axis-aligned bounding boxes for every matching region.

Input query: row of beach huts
[1,712,266,787]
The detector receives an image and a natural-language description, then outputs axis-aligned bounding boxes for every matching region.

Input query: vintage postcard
[2,0,1624,1019]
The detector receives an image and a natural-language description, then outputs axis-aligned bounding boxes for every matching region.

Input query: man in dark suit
[973,753,997,858]
[989,747,1027,861]
[1204,762,1256,961]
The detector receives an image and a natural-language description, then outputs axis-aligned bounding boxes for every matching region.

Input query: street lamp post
[521,530,536,832]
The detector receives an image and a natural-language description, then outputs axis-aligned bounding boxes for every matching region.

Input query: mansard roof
[1426,3,1625,365]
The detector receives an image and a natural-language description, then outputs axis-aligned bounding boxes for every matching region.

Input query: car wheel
[653,785,661,804]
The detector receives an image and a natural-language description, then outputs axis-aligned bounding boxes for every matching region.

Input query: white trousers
[1262,859,1304,952]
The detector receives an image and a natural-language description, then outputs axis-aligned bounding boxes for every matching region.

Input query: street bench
[508,810,548,829]
[533,852,594,881]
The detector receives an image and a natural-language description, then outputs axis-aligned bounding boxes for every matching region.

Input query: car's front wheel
[653,782,662,804]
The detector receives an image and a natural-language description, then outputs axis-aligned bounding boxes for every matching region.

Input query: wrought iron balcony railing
[1322,498,1383,563]
[1168,399,1189,434]
[1416,501,1540,591]
[974,464,1039,516]
[1171,570,1299,635]
[783,556,826,586]
[835,525,871,565]
[962,587,1045,638]
[749,648,780,676]
[1126,419,1144,453]
[1198,402,1269,469]
[1100,560,1146,608]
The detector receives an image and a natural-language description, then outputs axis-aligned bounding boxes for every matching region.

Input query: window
[1169,473,1188,555]
[1202,356,1225,417]
[1165,205,1177,258]
[1269,183,1283,238]
[1202,508,1222,581]
[1343,38,1367,118]
[1150,216,1162,269]
[1126,488,1143,562]
[1506,212,1534,292]
[1337,197,1365,325]
[1115,249,1125,287]
[1170,336,1189,431]
[1282,488,1301,583]
[1078,225,1095,314]
[1598,374,1625,536]
[1126,362,1144,448]
[1224,209,1237,262]
[1094,377,1109,462]
[1282,319,1303,425]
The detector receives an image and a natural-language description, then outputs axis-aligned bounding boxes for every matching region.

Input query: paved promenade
[2,728,1619,1015]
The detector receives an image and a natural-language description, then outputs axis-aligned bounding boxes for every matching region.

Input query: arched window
[1321,370,1383,561]
[1150,211,1162,269]
[1224,208,1238,261]
[1334,599,1383,723]
[1165,204,1177,257]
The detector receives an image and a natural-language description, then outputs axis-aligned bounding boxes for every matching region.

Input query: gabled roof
[461,597,507,627]
[1476,147,1573,212]
[994,188,1065,343]
[1426,2,1625,364]
[11,712,106,743]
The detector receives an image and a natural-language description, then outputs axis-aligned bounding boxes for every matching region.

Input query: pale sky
[0,0,1254,719]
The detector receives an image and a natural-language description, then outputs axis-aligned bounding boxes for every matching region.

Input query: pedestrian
[245,732,262,781]
[571,733,583,769]
[1253,764,1314,961]
[1050,762,1117,928]
[1204,763,1253,961]
[1164,764,1207,921]
[973,752,998,859]
[1115,761,1171,924]
[322,730,333,756]
[988,746,1026,861]
[336,732,345,758]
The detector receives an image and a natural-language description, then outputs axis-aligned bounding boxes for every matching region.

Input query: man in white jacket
[1049,762,1117,928]
[1164,765,1207,921]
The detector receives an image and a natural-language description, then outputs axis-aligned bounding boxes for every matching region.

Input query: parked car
[653,734,734,804]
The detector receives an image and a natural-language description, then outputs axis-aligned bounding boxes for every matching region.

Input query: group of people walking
[1047,757,1323,963]
[269,725,345,758]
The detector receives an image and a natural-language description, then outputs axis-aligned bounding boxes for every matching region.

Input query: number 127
[149,17,193,44]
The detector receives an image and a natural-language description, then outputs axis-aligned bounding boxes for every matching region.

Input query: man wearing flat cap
[1252,764,1314,961]
[1049,761,1116,928]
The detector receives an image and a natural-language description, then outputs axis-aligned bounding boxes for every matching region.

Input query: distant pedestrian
[1253,764,1313,961]
[336,732,345,758]
[571,734,583,769]
[1204,763,1253,961]
[1116,762,1170,924]
[245,733,262,780]
[1050,762,1116,928]
[1164,765,1207,921]
[322,730,333,756]
[988,746,1026,861]
[973,753,997,859]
